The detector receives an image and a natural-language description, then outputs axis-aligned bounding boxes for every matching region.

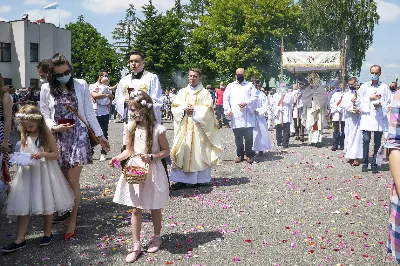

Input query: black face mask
[236,75,245,83]
[349,85,356,90]
[390,86,397,92]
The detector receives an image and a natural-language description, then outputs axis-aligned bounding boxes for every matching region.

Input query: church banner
[282,51,342,73]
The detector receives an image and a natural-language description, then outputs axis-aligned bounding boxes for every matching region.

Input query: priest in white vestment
[272,84,294,148]
[114,51,163,148]
[342,77,363,166]
[253,83,272,154]
[170,68,222,189]
[292,83,305,141]
[302,72,328,148]
[383,82,398,139]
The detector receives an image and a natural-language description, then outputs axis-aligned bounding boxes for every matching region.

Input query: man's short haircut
[348,77,358,83]
[189,68,202,77]
[370,64,382,72]
[36,59,51,73]
[129,50,145,61]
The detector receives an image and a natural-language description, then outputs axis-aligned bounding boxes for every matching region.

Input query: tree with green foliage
[128,0,185,88]
[66,15,122,84]
[187,0,302,84]
[112,4,136,60]
[299,0,379,76]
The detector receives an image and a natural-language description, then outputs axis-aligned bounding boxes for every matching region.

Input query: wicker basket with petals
[123,165,148,184]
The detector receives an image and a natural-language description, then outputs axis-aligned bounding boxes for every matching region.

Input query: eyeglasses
[54,69,71,78]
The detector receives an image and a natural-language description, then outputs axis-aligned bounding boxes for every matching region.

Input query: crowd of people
[0,50,400,264]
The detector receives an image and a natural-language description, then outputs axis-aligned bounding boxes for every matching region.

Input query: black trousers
[362,130,383,166]
[276,122,290,145]
[233,127,254,157]
[332,121,345,148]
[96,114,109,155]
[293,118,305,136]
[215,105,228,126]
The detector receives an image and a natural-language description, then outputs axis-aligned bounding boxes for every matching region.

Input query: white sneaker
[99,154,107,161]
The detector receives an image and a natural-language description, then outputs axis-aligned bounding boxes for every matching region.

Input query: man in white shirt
[224,68,258,164]
[329,87,345,151]
[90,70,114,161]
[358,65,391,173]
[383,81,399,139]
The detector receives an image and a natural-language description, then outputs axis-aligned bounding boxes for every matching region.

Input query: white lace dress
[113,124,169,210]
[5,135,74,217]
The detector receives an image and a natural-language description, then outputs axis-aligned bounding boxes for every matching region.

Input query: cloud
[367,47,375,53]
[376,0,400,23]
[23,0,50,5]
[0,5,12,13]
[81,0,190,14]
[25,8,72,27]
[385,63,398,69]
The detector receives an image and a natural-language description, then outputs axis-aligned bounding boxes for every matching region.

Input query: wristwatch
[150,154,153,161]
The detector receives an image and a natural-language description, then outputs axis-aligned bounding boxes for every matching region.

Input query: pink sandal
[146,235,162,253]
[126,241,141,263]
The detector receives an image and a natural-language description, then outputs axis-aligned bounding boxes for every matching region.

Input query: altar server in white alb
[302,72,328,148]
[292,82,305,141]
[359,65,391,173]
[272,84,294,148]
[224,68,258,164]
[252,78,271,155]
[114,51,163,151]
[329,87,345,151]
[342,77,362,166]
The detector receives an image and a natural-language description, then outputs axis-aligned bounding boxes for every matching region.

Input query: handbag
[66,105,100,147]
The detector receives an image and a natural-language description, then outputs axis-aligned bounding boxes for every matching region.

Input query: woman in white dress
[1,105,74,253]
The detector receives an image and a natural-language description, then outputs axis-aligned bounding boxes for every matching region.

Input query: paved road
[0,120,395,265]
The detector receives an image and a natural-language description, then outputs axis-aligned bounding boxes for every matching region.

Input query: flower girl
[110,91,170,263]
[1,105,74,253]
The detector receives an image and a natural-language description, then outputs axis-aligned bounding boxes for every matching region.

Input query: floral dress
[53,90,92,169]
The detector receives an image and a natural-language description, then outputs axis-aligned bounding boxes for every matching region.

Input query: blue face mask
[371,74,379,81]
[56,74,71,84]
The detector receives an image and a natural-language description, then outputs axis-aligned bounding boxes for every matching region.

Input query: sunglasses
[54,69,71,78]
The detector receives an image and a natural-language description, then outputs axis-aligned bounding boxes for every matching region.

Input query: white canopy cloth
[282,51,342,73]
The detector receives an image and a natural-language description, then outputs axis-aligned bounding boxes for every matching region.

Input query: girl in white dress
[110,91,170,263]
[1,105,74,253]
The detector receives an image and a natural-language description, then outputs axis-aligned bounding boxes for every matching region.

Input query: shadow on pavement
[162,231,223,254]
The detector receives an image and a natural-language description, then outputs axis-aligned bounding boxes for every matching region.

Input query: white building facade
[0,19,71,88]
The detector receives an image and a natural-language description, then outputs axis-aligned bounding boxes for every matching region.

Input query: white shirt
[358,81,390,132]
[223,80,258,129]
[114,71,163,123]
[272,92,294,124]
[329,90,344,121]
[89,81,101,110]
[95,85,111,116]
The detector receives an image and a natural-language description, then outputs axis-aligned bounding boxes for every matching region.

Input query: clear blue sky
[1,0,398,84]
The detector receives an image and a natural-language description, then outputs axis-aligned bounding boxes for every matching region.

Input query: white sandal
[126,241,141,263]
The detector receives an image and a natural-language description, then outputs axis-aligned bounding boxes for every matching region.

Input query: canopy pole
[341,37,348,92]
[280,37,284,84]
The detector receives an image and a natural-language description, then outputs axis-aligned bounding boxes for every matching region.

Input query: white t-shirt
[90,82,111,116]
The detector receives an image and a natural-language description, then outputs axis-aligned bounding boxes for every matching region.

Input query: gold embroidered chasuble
[170,85,222,173]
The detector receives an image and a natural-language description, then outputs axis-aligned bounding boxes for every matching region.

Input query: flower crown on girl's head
[15,113,43,121]
[131,90,153,109]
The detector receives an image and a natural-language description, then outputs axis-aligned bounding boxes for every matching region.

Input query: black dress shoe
[40,234,53,246]
[362,164,368,172]
[331,146,338,151]
[171,182,187,190]
[52,212,70,224]
[371,166,379,174]
[1,241,26,253]
[316,142,322,148]
[300,137,306,142]
[295,136,300,140]
[282,144,289,149]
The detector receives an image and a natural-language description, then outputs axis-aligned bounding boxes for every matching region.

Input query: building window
[3,78,12,86]
[30,43,39,62]
[0,43,11,62]
[30,79,39,87]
